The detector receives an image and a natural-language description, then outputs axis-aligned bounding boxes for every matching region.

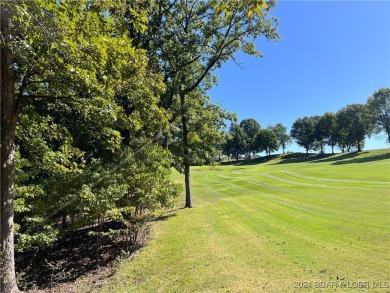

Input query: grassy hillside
[97,150,390,292]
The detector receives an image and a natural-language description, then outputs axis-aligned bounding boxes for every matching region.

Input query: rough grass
[95,149,390,292]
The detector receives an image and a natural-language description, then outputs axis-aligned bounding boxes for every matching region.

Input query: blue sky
[208,1,390,153]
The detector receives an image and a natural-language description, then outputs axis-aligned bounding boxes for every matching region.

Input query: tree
[129,0,279,207]
[169,91,231,171]
[268,123,291,154]
[255,129,278,157]
[336,104,367,152]
[1,1,153,291]
[239,118,261,158]
[312,115,327,154]
[366,88,390,143]
[222,133,234,162]
[316,112,338,154]
[290,116,317,154]
[226,123,247,161]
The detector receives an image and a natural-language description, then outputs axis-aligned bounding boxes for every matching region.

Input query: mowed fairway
[99,150,390,292]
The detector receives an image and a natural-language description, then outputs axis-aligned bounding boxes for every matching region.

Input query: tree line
[291,88,390,154]
[221,88,389,160]
[223,119,291,161]
[1,1,278,291]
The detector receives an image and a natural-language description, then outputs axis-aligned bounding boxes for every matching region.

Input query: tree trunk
[386,127,390,144]
[181,93,192,208]
[184,161,191,208]
[1,5,19,292]
[357,141,361,152]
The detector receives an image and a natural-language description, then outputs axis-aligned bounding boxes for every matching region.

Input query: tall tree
[1,6,17,292]
[227,123,247,161]
[312,115,327,154]
[336,104,367,152]
[1,1,149,291]
[316,112,338,154]
[290,116,317,154]
[255,129,278,157]
[239,118,261,158]
[268,123,291,154]
[366,88,390,143]
[129,0,279,207]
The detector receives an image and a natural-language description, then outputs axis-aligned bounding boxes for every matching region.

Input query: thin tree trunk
[1,4,19,292]
[386,128,390,144]
[181,93,192,208]
[184,160,191,208]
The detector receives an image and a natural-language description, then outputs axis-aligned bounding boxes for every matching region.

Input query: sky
[208,0,390,153]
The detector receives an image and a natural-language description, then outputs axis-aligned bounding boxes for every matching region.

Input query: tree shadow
[272,153,333,165]
[150,212,177,222]
[310,151,365,163]
[331,152,390,165]
[220,159,245,166]
[221,155,280,166]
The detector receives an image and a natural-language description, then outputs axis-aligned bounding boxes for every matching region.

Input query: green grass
[97,149,390,292]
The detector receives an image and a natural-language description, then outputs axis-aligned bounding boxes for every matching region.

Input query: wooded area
[0,1,389,292]
[0,1,278,291]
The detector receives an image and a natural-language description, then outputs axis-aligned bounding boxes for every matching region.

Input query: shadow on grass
[221,155,279,166]
[272,153,333,165]
[311,151,365,163]
[220,159,245,166]
[150,212,177,222]
[331,152,390,165]
[244,151,390,165]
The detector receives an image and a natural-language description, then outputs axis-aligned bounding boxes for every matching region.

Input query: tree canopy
[255,129,278,157]
[366,88,390,143]
[290,116,317,154]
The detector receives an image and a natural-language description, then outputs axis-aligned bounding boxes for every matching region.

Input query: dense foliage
[1,1,280,291]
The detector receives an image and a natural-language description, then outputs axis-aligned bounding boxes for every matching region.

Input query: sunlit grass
[97,149,390,292]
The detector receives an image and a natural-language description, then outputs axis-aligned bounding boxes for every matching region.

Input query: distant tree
[366,88,390,143]
[227,123,247,161]
[290,117,317,154]
[255,129,278,157]
[222,133,233,162]
[312,115,327,154]
[268,123,291,154]
[239,118,261,158]
[316,112,338,154]
[336,104,367,152]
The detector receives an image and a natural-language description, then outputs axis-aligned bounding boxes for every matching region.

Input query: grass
[96,149,390,292]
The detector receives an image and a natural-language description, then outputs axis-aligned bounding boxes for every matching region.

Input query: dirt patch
[15,221,149,292]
